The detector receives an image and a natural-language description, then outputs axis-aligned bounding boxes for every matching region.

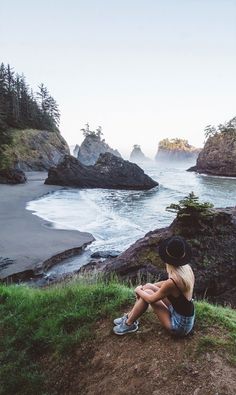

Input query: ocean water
[26,160,236,275]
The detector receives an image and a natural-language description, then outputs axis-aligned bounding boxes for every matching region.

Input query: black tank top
[168,278,194,317]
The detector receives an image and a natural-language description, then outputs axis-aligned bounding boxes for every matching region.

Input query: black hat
[158,236,192,266]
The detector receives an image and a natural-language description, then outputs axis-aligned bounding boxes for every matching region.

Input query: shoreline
[0,172,94,282]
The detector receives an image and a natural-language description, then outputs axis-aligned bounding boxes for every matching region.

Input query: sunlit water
[27,160,236,276]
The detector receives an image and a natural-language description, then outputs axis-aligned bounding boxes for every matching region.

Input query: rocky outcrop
[45,152,158,190]
[4,128,69,171]
[130,145,150,163]
[188,132,236,176]
[77,134,121,165]
[101,207,236,307]
[0,168,27,184]
[73,144,80,157]
[155,138,201,161]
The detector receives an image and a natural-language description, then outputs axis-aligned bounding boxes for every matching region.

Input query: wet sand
[0,172,94,280]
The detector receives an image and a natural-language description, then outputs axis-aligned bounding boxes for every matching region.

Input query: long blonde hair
[166,263,195,293]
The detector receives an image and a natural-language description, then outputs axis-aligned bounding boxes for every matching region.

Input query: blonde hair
[166,263,195,293]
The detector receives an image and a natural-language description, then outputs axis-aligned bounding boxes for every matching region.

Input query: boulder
[91,250,120,259]
[188,132,236,176]
[77,134,121,165]
[45,152,159,190]
[102,207,236,307]
[0,168,27,184]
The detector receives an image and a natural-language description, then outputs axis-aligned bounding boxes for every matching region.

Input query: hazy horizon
[1,0,236,157]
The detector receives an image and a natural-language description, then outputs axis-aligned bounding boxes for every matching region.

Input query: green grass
[195,301,236,358]
[0,282,235,395]
[0,280,133,395]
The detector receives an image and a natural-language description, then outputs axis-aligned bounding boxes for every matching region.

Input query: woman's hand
[135,285,143,293]
[143,283,152,290]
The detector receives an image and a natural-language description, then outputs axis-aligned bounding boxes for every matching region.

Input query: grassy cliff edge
[0,280,235,394]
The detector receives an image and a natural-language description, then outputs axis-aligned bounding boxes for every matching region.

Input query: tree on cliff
[37,84,60,127]
[80,123,103,139]
[166,192,213,229]
[159,138,192,150]
[204,117,236,140]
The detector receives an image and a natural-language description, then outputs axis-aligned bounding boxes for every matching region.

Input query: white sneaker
[113,314,139,326]
[113,319,139,335]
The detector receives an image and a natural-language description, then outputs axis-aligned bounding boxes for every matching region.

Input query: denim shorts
[168,305,195,336]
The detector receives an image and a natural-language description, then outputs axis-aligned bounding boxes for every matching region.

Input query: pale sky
[1,0,236,158]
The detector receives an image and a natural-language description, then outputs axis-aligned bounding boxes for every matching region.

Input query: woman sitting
[113,236,195,337]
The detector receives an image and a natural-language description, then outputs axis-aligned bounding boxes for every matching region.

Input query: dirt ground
[42,312,236,395]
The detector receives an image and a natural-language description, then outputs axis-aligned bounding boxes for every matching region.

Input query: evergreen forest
[0,62,60,151]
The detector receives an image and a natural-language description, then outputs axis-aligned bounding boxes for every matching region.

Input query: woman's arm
[135,280,173,304]
[142,283,159,291]
[142,280,167,292]
[153,280,167,287]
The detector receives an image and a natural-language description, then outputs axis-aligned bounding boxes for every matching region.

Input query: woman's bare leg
[126,289,172,331]
[126,296,149,325]
[150,300,172,330]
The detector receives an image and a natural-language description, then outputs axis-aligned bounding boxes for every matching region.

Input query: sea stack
[155,138,201,161]
[76,124,121,165]
[130,145,150,163]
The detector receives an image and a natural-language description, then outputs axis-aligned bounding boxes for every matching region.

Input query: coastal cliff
[3,128,69,171]
[155,138,201,161]
[188,117,236,176]
[0,63,68,181]
[189,131,236,177]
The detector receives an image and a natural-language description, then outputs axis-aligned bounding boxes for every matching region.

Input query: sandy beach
[0,172,94,281]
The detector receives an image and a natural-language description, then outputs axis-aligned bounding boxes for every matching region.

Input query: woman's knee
[143,283,160,292]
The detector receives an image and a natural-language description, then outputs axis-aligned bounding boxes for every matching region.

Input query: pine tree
[166,192,214,227]
[0,61,61,162]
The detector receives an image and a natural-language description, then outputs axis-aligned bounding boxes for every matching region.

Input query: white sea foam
[26,161,236,275]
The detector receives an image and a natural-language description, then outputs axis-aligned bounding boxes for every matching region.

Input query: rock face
[45,152,159,190]
[73,144,80,157]
[130,145,150,163]
[155,138,201,161]
[103,207,236,307]
[4,129,70,171]
[0,168,27,184]
[77,134,121,165]
[189,133,236,176]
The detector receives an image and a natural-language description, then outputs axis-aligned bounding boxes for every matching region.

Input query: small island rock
[155,138,201,161]
[130,145,151,163]
[45,152,158,190]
